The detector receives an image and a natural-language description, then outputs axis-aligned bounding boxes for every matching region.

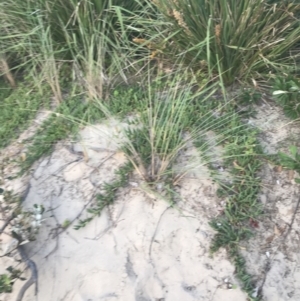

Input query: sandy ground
[241,103,300,301]
[0,102,300,301]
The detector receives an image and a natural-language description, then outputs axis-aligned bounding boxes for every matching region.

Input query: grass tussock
[153,0,300,84]
[0,0,151,101]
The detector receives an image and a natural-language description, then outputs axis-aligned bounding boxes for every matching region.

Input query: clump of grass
[153,0,300,85]
[120,71,221,184]
[74,70,232,230]
[0,0,153,101]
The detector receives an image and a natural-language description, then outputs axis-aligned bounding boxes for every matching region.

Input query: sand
[1,103,300,301]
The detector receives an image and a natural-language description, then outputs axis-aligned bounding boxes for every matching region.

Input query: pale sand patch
[241,103,300,301]
[1,119,247,301]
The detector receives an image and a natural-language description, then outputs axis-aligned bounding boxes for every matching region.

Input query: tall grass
[117,69,246,185]
[154,0,300,85]
[0,0,151,101]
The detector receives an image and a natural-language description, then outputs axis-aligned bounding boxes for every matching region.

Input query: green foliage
[0,0,143,61]
[0,79,12,100]
[229,248,260,300]
[18,82,153,174]
[0,0,150,100]
[109,86,148,117]
[20,96,104,173]
[272,75,300,119]
[190,104,263,299]
[238,88,262,106]
[154,0,300,85]
[0,274,12,293]
[61,219,71,229]
[279,146,300,183]
[121,72,219,182]
[210,219,254,252]
[0,267,23,294]
[19,84,153,173]
[0,83,50,149]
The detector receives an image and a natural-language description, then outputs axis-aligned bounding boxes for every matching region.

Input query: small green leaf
[289,145,298,158]
[61,219,71,229]
[289,85,300,92]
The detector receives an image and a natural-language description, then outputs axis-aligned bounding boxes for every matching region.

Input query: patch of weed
[20,96,104,173]
[108,86,148,117]
[0,83,50,149]
[278,145,300,183]
[0,274,12,293]
[238,88,262,106]
[18,83,152,173]
[203,110,263,300]
[272,75,300,119]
